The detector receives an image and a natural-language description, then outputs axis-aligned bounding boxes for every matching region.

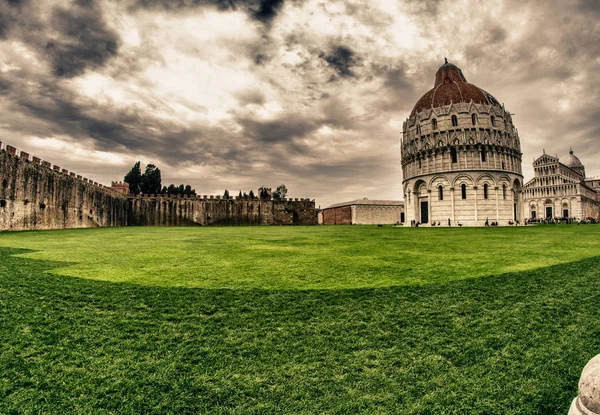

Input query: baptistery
[401,60,524,226]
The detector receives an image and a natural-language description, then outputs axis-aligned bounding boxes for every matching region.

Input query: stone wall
[0,143,317,231]
[128,196,316,226]
[0,144,129,231]
[352,205,403,225]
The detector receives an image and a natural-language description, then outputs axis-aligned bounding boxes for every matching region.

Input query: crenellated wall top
[0,141,108,190]
[129,193,315,203]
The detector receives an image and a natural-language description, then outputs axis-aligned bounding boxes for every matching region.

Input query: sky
[1,0,598,207]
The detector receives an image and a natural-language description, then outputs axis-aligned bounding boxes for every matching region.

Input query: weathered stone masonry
[0,143,317,231]
[0,144,129,231]
[128,196,316,226]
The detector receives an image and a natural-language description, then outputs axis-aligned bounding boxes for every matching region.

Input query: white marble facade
[523,150,600,221]
[401,62,524,226]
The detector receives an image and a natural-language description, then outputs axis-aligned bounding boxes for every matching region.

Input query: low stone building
[523,149,600,221]
[321,198,404,225]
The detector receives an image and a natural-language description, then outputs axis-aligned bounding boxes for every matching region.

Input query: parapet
[110,181,130,195]
[0,141,110,192]
[128,193,316,204]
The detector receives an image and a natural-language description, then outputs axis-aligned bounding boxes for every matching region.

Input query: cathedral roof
[411,60,500,116]
[564,148,584,168]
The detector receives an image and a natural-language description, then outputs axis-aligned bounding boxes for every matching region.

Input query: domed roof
[564,148,584,168]
[411,59,500,116]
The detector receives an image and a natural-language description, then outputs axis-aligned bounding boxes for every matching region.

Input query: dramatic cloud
[321,46,361,79]
[0,0,598,207]
[46,2,119,77]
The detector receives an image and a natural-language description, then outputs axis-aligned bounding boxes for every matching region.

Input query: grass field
[1,225,599,413]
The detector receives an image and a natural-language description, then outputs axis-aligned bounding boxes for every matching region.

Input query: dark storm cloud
[131,0,288,23]
[0,0,28,39]
[0,69,222,166]
[0,0,119,78]
[253,0,284,22]
[46,3,119,78]
[320,46,361,79]
[235,115,318,145]
[578,0,600,14]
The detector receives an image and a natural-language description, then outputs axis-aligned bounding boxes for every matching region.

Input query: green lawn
[0,225,599,413]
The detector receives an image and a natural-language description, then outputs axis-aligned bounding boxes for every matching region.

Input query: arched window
[451,115,458,127]
[450,147,457,163]
[418,158,422,169]
[483,183,489,199]
[461,184,467,199]
[490,116,495,127]
[431,118,437,130]
[471,114,477,125]
[502,184,507,199]
[438,185,443,201]
[481,149,487,162]
[416,124,421,136]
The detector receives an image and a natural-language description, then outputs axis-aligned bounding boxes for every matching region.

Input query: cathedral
[401,60,524,226]
[522,149,600,221]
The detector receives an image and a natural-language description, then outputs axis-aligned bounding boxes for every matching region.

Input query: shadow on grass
[1,247,599,414]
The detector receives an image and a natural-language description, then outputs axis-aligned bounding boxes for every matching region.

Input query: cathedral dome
[411,60,500,116]
[565,148,583,168]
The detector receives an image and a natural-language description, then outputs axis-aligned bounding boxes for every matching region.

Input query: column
[450,187,455,224]
[495,186,499,222]
[473,186,478,223]
[427,190,432,224]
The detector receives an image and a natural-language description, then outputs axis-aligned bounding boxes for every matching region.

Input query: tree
[124,161,142,195]
[125,162,196,196]
[249,190,255,199]
[140,164,161,194]
[223,189,230,199]
[260,187,271,200]
[272,184,288,200]
[238,190,243,199]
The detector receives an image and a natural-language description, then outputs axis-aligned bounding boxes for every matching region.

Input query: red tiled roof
[411,62,499,116]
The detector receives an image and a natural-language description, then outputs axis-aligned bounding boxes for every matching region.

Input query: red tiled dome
[411,61,499,116]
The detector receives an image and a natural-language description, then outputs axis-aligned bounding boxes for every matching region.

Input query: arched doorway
[544,199,553,219]
[413,180,429,224]
[562,202,569,218]
[530,203,537,220]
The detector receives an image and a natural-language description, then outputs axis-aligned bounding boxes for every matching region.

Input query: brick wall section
[322,206,352,225]
[0,148,129,231]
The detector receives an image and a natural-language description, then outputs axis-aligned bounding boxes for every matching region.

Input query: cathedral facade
[522,149,600,221]
[401,61,524,226]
